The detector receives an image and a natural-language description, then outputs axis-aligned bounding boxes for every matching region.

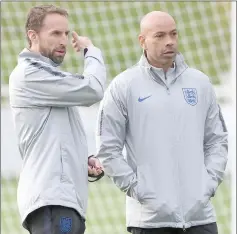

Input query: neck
[28,45,40,55]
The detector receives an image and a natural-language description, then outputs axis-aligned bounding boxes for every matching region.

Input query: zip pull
[166,87,170,95]
[183,225,186,232]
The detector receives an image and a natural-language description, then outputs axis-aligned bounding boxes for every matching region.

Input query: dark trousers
[24,205,86,234]
[130,222,218,234]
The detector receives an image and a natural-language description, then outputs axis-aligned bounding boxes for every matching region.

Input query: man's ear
[27,30,38,44]
[138,34,146,50]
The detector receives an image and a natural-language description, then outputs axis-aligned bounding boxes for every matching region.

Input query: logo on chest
[182,88,198,106]
[138,95,152,102]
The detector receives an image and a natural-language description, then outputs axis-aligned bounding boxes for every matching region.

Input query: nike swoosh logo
[138,95,152,102]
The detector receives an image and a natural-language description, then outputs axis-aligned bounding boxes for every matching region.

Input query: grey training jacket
[96,52,228,230]
[9,46,106,227]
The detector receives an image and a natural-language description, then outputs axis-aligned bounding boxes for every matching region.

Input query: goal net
[1,2,234,234]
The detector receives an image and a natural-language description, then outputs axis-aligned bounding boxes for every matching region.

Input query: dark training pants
[24,205,86,234]
[130,222,218,234]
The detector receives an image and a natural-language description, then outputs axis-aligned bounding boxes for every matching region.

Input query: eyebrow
[155,29,177,34]
[51,30,71,34]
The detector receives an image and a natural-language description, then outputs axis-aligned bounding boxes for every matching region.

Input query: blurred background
[1,1,236,234]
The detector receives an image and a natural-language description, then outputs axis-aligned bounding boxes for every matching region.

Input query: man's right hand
[71,31,93,52]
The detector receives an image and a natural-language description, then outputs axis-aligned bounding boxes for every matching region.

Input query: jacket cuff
[84,45,102,58]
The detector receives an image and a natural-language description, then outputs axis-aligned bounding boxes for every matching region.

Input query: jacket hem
[20,199,85,229]
[127,217,217,229]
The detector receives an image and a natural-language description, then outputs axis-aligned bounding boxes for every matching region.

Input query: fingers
[71,31,80,52]
[71,31,78,40]
[93,169,102,176]
[71,31,93,52]
[71,40,80,52]
[88,157,103,170]
[94,160,103,170]
[88,165,103,176]
[88,166,94,175]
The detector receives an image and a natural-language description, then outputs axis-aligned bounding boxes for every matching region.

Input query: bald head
[140,11,176,35]
[138,11,178,71]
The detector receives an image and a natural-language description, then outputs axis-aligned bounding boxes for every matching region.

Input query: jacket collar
[18,48,60,67]
[138,51,188,78]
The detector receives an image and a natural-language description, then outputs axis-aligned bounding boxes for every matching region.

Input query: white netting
[1,2,233,234]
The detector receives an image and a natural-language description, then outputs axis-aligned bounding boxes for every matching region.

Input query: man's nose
[166,40,174,47]
[166,35,174,46]
[60,34,68,46]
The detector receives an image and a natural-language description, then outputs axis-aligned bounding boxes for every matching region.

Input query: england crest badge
[60,217,72,233]
[182,88,198,106]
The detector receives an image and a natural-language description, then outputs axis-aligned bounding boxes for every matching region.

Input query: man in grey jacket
[95,11,228,234]
[9,5,106,234]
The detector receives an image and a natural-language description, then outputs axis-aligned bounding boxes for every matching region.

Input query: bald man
[95,11,228,234]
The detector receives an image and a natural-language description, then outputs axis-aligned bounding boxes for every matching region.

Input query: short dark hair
[25,5,68,47]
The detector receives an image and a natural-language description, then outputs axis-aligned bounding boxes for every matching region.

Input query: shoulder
[9,60,27,84]
[9,58,38,80]
[186,67,210,81]
[185,67,213,87]
[109,63,141,90]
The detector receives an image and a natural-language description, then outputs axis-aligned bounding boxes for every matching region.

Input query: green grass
[1,2,231,85]
[1,175,232,234]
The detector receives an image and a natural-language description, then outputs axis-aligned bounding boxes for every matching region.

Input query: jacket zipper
[151,69,186,228]
[150,69,170,94]
[150,67,188,229]
[168,74,187,231]
[164,73,170,95]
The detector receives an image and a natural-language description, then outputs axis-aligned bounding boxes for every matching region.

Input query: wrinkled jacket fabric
[9,46,106,227]
[96,52,228,229]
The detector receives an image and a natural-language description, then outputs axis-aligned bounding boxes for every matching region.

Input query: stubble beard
[39,45,64,65]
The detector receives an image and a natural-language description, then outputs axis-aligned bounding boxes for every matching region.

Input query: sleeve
[95,80,138,197]
[204,83,228,197]
[12,46,106,107]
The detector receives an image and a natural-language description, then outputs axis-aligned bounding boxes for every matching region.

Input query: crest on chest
[182,88,198,106]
